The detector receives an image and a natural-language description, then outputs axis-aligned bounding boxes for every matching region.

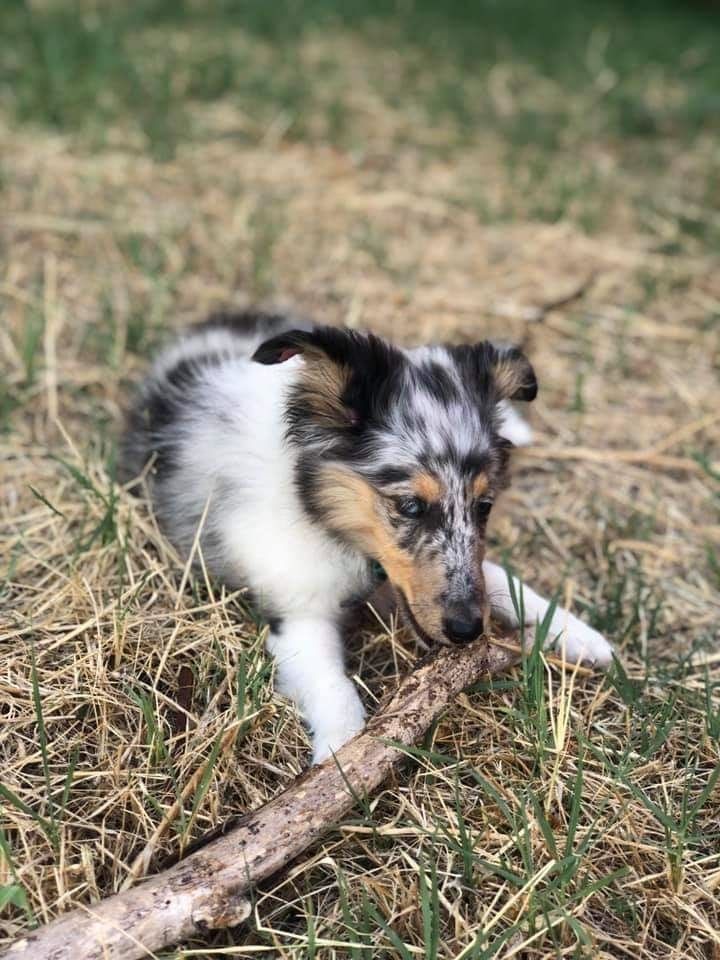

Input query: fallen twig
[491,272,597,326]
[522,445,717,476]
[4,639,519,960]
[524,410,719,477]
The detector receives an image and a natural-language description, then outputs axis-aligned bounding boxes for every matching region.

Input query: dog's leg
[267,617,366,764]
[483,560,614,667]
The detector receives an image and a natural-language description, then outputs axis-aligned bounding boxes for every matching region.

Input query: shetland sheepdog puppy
[121,311,613,763]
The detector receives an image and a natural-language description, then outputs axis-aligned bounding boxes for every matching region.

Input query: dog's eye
[397,496,428,519]
[474,499,493,521]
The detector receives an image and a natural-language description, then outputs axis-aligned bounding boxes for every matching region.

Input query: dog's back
[119,311,302,577]
[119,310,301,484]
[118,309,369,603]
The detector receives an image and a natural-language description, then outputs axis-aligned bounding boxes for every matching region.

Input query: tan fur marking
[318,467,418,602]
[316,467,443,612]
[319,468,491,642]
[471,473,489,498]
[316,467,378,550]
[412,472,443,503]
[494,358,532,400]
[379,542,418,604]
[298,352,351,425]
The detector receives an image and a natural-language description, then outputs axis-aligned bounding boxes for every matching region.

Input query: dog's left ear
[488,343,537,402]
[452,341,537,403]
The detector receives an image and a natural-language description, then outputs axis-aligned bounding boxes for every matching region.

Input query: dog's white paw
[310,686,366,765]
[312,710,366,764]
[523,617,614,669]
[554,618,614,668]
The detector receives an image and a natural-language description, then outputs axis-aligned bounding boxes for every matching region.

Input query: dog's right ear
[252,326,395,372]
[253,325,404,430]
[252,329,320,365]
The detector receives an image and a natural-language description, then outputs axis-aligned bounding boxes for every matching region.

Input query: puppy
[121,310,613,762]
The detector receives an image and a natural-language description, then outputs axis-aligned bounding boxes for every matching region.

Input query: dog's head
[253,325,537,645]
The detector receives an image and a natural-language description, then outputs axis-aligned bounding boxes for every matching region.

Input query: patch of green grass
[235,642,273,733]
[183,730,226,841]
[0,650,77,859]
[0,540,23,603]
[52,456,119,554]
[19,309,44,387]
[0,831,34,926]
[0,376,23,434]
[634,191,720,257]
[570,370,586,413]
[2,0,720,161]
[82,279,168,369]
[336,869,378,957]
[29,647,59,849]
[0,884,31,919]
[563,508,666,657]
[585,689,720,895]
[4,0,720,247]
[438,765,627,957]
[128,681,173,767]
[586,560,663,657]
[0,303,47,414]
[347,574,718,956]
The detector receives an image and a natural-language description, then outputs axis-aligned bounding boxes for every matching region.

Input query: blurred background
[3,0,720,164]
[1,2,720,956]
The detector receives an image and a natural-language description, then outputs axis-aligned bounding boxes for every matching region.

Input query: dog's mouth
[395,588,490,648]
[396,589,448,647]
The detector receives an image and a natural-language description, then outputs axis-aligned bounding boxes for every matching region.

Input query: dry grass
[2,14,720,959]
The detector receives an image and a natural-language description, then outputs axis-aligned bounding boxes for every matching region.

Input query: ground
[1,1,719,957]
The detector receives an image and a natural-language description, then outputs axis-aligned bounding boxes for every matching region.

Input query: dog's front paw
[311,691,366,765]
[555,616,614,667]
[523,618,614,669]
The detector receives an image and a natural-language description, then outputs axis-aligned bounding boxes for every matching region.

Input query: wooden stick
[3,639,519,960]
[521,445,716,475]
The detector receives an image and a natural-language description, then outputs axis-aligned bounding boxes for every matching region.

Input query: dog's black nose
[443,615,485,644]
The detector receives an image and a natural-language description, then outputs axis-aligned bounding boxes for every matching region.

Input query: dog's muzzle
[442,604,486,644]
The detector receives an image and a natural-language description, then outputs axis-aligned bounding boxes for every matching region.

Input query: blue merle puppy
[121,311,613,763]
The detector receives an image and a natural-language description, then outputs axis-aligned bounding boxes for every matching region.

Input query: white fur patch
[497,401,533,447]
[268,618,366,763]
